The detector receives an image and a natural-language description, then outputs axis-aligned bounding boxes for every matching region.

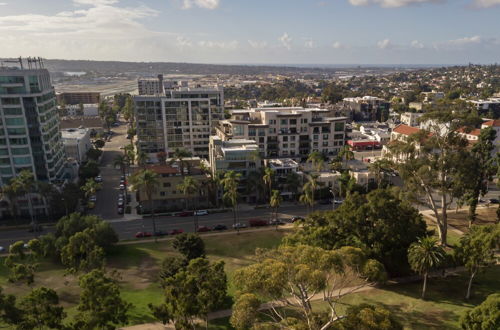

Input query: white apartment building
[400,112,423,127]
[134,80,224,158]
[61,127,91,163]
[208,136,260,177]
[215,107,347,161]
[65,104,99,117]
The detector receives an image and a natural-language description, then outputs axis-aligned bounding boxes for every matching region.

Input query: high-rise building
[0,58,66,186]
[134,79,224,158]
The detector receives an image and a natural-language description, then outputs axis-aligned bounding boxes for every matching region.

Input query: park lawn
[0,229,288,327]
[424,218,463,247]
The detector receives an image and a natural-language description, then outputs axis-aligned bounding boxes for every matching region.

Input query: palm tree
[221,171,241,232]
[113,154,128,177]
[37,181,55,221]
[302,174,319,213]
[177,176,200,232]
[285,172,301,201]
[407,237,446,299]
[368,159,390,187]
[15,171,36,225]
[262,167,274,201]
[307,151,324,172]
[1,182,23,221]
[130,169,160,241]
[270,190,283,230]
[81,179,101,200]
[338,145,354,169]
[136,150,148,169]
[169,148,192,176]
[299,190,314,215]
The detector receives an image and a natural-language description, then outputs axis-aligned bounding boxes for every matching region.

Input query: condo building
[133,79,224,158]
[215,107,347,161]
[0,58,66,186]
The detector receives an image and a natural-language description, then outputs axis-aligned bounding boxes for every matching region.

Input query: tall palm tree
[221,171,241,232]
[1,182,22,221]
[169,148,192,176]
[136,150,148,169]
[113,154,128,177]
[302,174,319,213]
[37,181,55,221]
[270,190,283,230]
[262,167,274,201]
[15,170,36,225]
[307,151,324,172]
[407,237,446,299]
[177,176,200,232]
[285,172,301,201]
[81,179,101,200]
[299,190,314,215]
[338,145,355,169]
[130,169,160,241]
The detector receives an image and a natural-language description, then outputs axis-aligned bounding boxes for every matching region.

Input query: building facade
[0,60,66,186]
[61,127,91,163]
[342,96,390,122]
[56,92,100,105]
[209,137,260,177]
[134,81,224,158]
[215,107,347,161]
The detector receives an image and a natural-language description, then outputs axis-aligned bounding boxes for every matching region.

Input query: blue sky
[1,0,499,64]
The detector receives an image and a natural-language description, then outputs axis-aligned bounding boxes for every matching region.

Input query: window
[7,128,26,135]
[290,119,297,125]
[290,143,296,148]
[323,134,329,140]
[160,192,166,196]
[323,141,329,147]
[11,148,29,155]
[249,128,256,136]
[280,119,288,125]
[5,118,25,126]
[283,136,288,142]
[233,125,244,136]
[13,156,31,165]
[313,135,319,140]
[269,128,276,134]
[3,108,22,115]
[335,122,345,132]
[163,182,171,187]
[301,118,308,124]
[283,144,288,148]
[268,119,276,125]
[291,136,296,141]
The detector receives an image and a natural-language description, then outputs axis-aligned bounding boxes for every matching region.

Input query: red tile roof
[457,127,481,136]
[482,120,500,127]
[393,124,421,136]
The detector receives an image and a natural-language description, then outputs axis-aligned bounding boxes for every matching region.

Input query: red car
[249,219,268,227]
[135,231,152,238]
[197,226,211,232]
[169,229,184,235]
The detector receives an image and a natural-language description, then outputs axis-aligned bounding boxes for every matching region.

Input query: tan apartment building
[215,107,347,161]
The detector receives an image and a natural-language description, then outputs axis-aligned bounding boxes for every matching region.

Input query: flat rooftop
[61,128,89,139]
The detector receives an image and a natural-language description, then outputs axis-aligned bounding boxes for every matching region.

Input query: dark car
[249,219,267,227]
[117,207,124,215]
[154,230,168,237]
[488,198,499,204]
[169,229,184,235]
[197,226,211,232]
[213,224,228,231]
[135,231,152,238]
[178,211,194,217]
[291,216,304,223]
[269,219,286,226]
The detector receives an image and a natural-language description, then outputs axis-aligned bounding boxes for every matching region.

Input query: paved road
[91,121,129,219]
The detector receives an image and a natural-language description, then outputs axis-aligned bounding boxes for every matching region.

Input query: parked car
[112,122,120,127]
[154,230,168,237]
[233,222,248,229]
[120,175,126,181]
[178,211,194,217]
[249,219,268,227]
[117,207,124,214]
[333,199,344,205]
[119,184,125,190]
[269,219,286,226]
[169,229,184,235]
[0,246,4,253]
[117,200,124,207]
[89,195,97,202]
[94,175,102,182]
[488,198,499,204]
[197,226,211,232]
[195,210,209,216]
[118,193,125,199]
[213,224,228,231]
[291,216,304,223]
[135,231,152,238]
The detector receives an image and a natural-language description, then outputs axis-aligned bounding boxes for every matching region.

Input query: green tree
[338,145,354,169]
[460,293,500,330]
[408,237,446,299]
[17,287,66,330]
[73,269,131,330]
[455,224,500,299]
[79,160,100,182]
[0,287,22,325]
[307,151,324,172]
[262,167,274,201]
[177,176,200,232]
[368,159,391,188]
[335,303,402,330]
[130,169,160,238]
[285,171,301,201]
[233,245,386,329]
[12,170,36,225]
[301,174,319,212]
[169,148,193,176]
[269,190,282,229]
[85,147,102,162]
[4,240,37,285]
[81,179,101,201]
[221,171,241,231]
[60,228,105,273]
[113,154,129,178]
[136,150,148,169]
[172,233,205,261]
[230,293,260,330]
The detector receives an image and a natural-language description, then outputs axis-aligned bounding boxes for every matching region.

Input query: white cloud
[332,41,350,49]
[176,36,193,48]
[411,40,424,48]
[197,40,238,50]
[0,2,7,5]
[472,0,500,8]
[182,0,220,10]
[248,40,268,49]
[73,0,118,5]
[377,39,392,49]
[447,35,482,46]
[348,0,443,8]
[304,39,315,48]
[279,33,292,50]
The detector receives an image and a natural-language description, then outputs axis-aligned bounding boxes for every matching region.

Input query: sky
[0,0,500,65]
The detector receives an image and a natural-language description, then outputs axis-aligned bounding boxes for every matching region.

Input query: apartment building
[215,107,347,161]
[134,79,224,158]
[56,92,100,105]
[400,112,423,127]
[342,96,390,122]
[61,127,91,163]
[0,59,66,186]
[209,137,260,177]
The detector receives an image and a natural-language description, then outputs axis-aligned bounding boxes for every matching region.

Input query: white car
[195,210,209,216]
[89,195,97,202]
[0,246,4,253]
[119,184,125,190]
[95,175,102,182]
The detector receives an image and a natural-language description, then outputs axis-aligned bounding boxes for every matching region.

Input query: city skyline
[1,1,500,64]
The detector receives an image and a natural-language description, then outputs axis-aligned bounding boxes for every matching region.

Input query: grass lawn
[0,229,289,328]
